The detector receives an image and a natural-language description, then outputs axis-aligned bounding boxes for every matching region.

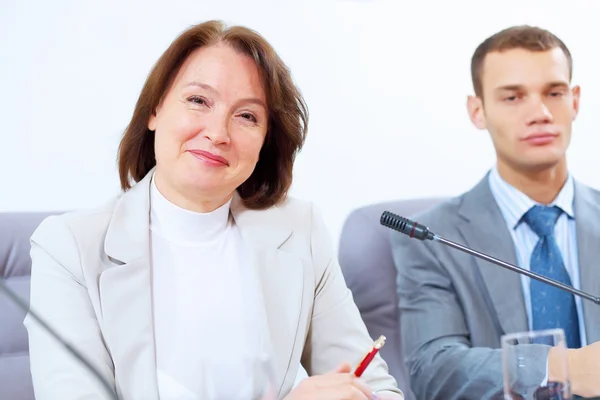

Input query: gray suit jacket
[391,174,600,400]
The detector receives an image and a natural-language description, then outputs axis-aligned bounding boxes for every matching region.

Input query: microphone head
[380,211,433,241]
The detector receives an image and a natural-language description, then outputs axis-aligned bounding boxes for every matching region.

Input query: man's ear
[571,84,581,121]
[467,95,487,130]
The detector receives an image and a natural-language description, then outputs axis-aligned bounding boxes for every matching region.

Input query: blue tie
[523,205,581,349]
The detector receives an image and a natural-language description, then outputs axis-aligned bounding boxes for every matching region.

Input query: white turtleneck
[149,175,265,399]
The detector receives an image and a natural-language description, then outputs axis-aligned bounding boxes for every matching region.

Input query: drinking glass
[501,328,571,400]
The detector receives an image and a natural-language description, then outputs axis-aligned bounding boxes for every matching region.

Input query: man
[391,25,600,399]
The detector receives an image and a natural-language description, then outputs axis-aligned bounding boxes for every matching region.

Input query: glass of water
[501,328,571,400]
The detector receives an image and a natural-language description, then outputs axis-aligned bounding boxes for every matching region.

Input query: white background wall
[2,0,600,246]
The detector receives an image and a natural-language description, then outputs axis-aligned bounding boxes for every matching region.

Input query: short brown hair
[471,25,572,98]
[117,20,308,209]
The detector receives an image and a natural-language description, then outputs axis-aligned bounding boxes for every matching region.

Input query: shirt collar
[488,165,574,230]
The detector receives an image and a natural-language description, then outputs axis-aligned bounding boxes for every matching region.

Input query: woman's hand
[284,362,378,400]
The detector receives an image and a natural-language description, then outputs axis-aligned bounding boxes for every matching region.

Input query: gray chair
[0,212,63,400]
[338,198,445,400]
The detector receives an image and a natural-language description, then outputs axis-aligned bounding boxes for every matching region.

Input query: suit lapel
[100,171,159,400]
[573,182,600,343]
[230,195,306,397]
[456,177,528,336]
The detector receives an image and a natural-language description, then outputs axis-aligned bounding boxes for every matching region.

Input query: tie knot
[522,205,562,237]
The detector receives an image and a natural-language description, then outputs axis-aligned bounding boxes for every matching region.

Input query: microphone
[0,279,120,400]
[380,211,600,305]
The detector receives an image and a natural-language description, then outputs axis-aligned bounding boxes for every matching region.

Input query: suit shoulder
[32,195,119,244]
[277,196,331,245]
[276,195,312,211]
[390,191,471,252]
[29,196,121,281]
[275,195,315,227]
[411,194,464,224]
[576,180,600,202]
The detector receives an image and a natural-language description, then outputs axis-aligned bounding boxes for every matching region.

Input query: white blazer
[24,170,402,400]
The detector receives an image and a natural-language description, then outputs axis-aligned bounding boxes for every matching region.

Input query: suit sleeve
[300,203,404,397]
[391,230,549,399]
[23,216,116,400]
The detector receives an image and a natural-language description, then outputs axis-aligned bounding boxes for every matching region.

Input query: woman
[24,20,403,400]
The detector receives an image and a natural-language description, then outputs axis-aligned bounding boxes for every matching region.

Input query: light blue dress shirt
[488,166,587,347]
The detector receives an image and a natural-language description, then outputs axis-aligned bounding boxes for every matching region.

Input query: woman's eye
[240,112,257,123]
[188,96,207,106]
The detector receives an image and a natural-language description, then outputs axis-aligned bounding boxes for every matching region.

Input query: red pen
[353,335,386,378]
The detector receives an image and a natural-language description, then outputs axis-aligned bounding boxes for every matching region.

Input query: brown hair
[117,20,308,209]
[471,25,572,98]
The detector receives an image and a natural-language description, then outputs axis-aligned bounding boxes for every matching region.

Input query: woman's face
[149,43,268,211]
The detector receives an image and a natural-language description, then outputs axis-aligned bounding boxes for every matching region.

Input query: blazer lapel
[573,182,600,344]
[99,171,159,400]
[456,177,529,336]
[230,194,306,397]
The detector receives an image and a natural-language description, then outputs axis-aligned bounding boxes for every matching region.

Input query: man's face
[468,47,580,173]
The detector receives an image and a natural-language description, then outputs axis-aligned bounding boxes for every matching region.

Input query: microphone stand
[381,210,600,305]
